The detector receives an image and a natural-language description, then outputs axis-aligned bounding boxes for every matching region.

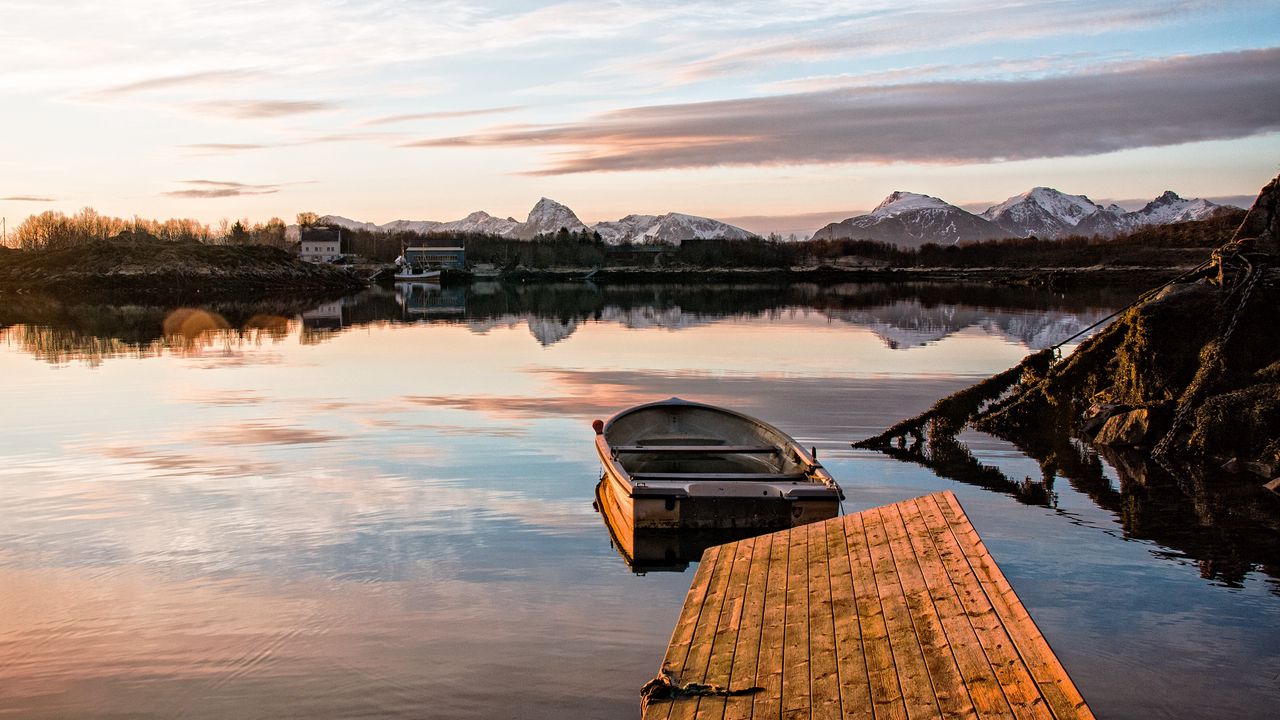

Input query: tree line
[4,208,291,250]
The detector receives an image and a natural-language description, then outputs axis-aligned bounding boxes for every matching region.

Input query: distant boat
[471,263,502,278]
[592,398,842,533]
[393,254,442,280]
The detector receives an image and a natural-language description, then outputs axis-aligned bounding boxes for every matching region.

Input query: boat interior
[606,405,808,481]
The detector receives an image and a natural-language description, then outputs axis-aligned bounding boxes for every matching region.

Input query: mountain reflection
[1,280,1131,363]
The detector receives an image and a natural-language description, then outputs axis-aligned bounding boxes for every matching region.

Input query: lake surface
[1,281,1277,719]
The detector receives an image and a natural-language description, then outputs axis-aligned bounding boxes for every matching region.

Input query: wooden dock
[643,490,1093,720]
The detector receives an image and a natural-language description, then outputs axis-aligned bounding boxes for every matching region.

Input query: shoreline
[477,263,1196,287]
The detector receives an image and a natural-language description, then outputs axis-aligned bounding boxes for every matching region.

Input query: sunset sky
[2,0,1278,235]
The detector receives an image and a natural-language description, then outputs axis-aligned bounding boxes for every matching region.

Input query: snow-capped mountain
[827,302,1112,350]
[1132,191,1227,224]
[981,187,1107,239]
[319,215,384,233]
[319,199,754,244]
[437,211,521,236]
[512,198,590,239]
[594,212,754,245]
[1074,190,1230,237]
[315,188,1235,248]
[811,191,1003,247]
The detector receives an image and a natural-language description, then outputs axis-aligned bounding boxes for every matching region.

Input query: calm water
[1,281,1277,719]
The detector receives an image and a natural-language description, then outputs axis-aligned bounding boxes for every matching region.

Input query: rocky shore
[853,174,1279,498]
[979,174,1280,487]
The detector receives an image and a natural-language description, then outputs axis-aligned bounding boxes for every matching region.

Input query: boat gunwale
[593,398,841,500]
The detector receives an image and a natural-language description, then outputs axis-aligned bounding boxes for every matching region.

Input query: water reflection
[2,280,1277,718]
[878,411,1280,589]
[2,281,1127,364]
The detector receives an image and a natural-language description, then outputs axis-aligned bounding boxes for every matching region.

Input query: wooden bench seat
[614,445,779,454]
[629,471,806,482]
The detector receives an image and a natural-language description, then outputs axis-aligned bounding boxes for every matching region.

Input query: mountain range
[317,187,1238,248]
[813,188,1236,247]
[320,198,753,246]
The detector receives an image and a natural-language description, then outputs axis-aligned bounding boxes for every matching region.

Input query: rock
[1094,408,1166,447]
[1081,403,1131,435]
[1230,174,1279,257]
[1245,461,1276,478]
[1265,477,1280,495]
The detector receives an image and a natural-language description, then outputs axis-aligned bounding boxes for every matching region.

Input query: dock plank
[693,537,757,720]
[781,522,811,719]
[899,497,1015,720]
[669,542,739,720]
[723,533,773,720]
[753,526,791,718]
[642,491,1093,720]
[808,521,841,720]
[936,494,1095,720]
[825,517,873,720]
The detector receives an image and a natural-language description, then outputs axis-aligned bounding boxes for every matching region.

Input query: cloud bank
[410,48,1280,174]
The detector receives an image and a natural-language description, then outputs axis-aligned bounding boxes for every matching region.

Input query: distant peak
[1155,190,1183,203]
[872,191,948,216]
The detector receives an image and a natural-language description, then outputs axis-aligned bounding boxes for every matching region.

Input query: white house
[299,228,342,263]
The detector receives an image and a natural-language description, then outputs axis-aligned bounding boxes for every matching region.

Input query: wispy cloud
[2,195,55,202]
[196,100,337,119]
[85,69,267,99]
[163,180,285,199]
[180,143,274,155]
[408,48,1280,174]
[361,106,524,126]
[756,52,1108,94]
[628,0,1223,85]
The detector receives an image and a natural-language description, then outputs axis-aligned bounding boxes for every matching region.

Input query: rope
[640,668,762,711]
[1048,259,1215,352]
[1152,257,1266,459]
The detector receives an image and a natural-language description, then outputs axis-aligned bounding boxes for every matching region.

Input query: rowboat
[592,398,843,534]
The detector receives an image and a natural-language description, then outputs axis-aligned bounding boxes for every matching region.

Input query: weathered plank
[913,495,1052,720]
[899,497,1016,720]
[845,511,909,720]
[808,521,841,720]
[753,527,792,719]
[643,491,1093,720]
[825,516,873,720]
[781,522,811,719]
[936,493,1095,720]
[723,533,773,720]
[669,541,740,720]
[694,537,757,720]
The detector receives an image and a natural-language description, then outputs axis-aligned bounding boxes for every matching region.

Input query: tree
[258,217,287,248]
[297,212,321,228]
[227,220,250,245]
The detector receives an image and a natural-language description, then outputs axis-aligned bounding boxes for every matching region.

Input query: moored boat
[592,398,843,532]
[393,253,442,280]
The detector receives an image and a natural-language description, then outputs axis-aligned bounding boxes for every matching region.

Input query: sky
[1,0,1278,236]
